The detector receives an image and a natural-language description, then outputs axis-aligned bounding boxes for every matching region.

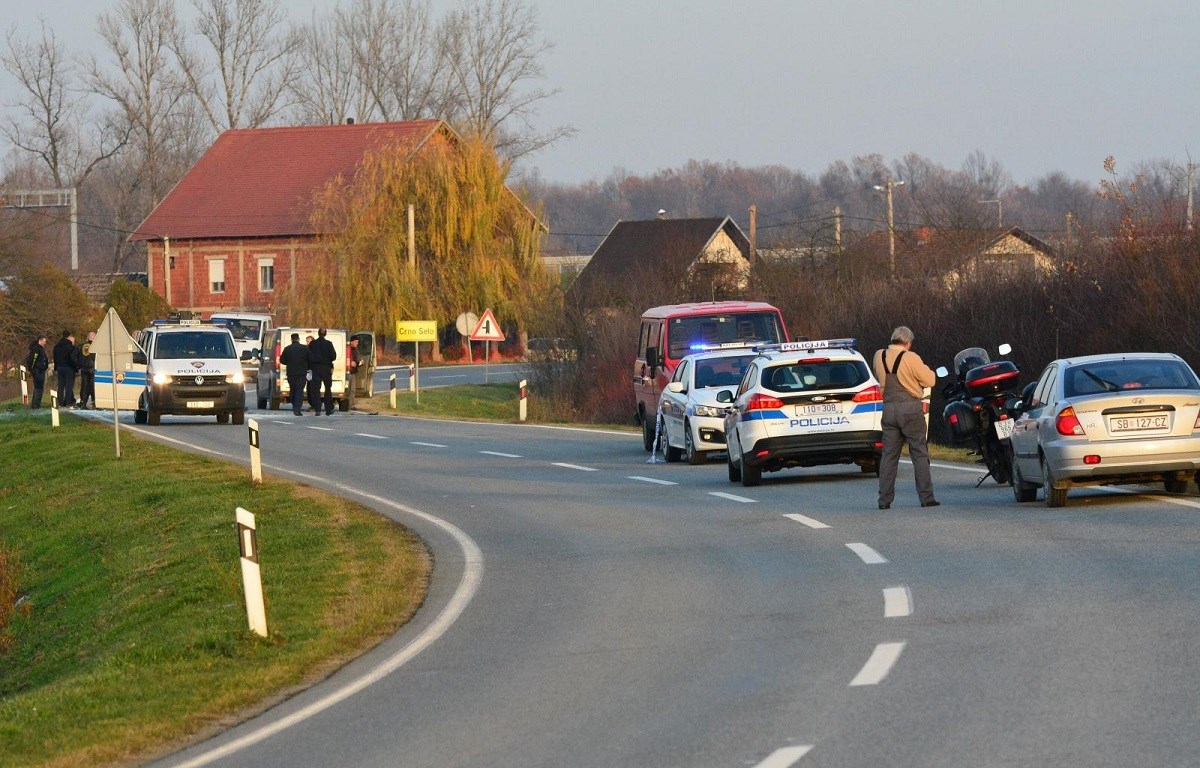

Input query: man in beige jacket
[872,325,939,509]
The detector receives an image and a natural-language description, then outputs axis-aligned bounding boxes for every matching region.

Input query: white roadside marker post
[407,363,415,393]
[19,365,28,406]
[389,374,397,409]
[248,418,262,484]
[236,507,268,637]
[519,379,528,422]
[51,389,60,428]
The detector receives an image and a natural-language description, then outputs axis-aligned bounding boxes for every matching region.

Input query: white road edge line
[355,433,387,440]
[307,426,334,431]
[109,426,484,768]
[709,491,757,503]
[850,641,906,686]
[552,462,597,471]
[883,586,913,618]
[480,450,522,458]
[627,475,678,486]
[753,745,813,767]
[783,513,829,529]
[846,542,888,564]
[411,441,449,448]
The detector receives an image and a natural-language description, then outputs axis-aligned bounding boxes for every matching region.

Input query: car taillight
[746,393,784,411]
[852,384,882,403]
[274,342,281,365]
[1056,406,1085,436]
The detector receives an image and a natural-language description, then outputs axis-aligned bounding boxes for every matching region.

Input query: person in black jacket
[308,328,338,416]
[75,331,97,409]
[25,335,49,409]
[52,330,78,407]
[278,333,309,415]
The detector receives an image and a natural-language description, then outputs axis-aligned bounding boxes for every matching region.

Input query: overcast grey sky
[4,0,1199,187]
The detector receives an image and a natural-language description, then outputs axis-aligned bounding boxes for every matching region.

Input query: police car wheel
[661,433,683,462]
[727,454,741,482]
[740,460,762,487]
[685,426,706,465]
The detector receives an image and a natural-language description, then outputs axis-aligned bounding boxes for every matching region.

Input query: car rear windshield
[212,318,262,341]
[762,359,870,393]
[667,312,783,359]
[1064,359,1200,397]
[154,331,237,359]
[695,355,755,388]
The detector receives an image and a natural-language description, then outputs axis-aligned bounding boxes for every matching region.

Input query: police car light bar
[688,340,764,352]
[753,338,858,353]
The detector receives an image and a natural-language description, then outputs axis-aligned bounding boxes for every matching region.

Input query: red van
[634,301,789,450]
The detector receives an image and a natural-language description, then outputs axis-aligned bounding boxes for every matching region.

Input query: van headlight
[227,371,245,384]
[152,372,170,385]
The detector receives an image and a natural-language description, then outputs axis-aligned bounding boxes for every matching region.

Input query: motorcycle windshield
[954,347,991,377]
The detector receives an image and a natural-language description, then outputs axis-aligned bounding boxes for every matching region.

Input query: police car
[724,339,883,487]
[657,345,758,464]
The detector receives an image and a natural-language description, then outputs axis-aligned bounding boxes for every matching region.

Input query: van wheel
[339,395,350,412]
[134,408,148,424]
[232,410,245,426]
[257,392,267,409]
[1164,472,1189,494]
[641,411,655,452]
[147,409,161,426]
[217,412,229,424]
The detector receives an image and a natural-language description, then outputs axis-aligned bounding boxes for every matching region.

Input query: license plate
[798,403,842,416]
[1109,414,1170,432]
[994,418,1015,440]
[187,401,215,409]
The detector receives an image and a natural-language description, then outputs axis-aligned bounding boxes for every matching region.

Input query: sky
[4,0,1200,188]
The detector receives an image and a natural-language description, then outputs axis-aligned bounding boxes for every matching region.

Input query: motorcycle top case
[964,360,1020,398]
[943,400,979,444]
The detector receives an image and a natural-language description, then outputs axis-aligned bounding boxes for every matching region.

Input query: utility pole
[873,179,905,275]
[748,204,757,265]
[1064,212,1073,258]
[833,205,842,251]
[407,204,416,269]
[1186,161,1197,232]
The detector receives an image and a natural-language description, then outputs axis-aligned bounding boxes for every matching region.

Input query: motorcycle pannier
[943,400,979,444]
[964,360,1020,398]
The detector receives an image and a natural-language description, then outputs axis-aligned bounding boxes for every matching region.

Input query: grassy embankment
[0,405,431,768]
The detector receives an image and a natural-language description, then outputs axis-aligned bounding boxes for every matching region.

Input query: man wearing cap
[872,325,939,509]
[52,330,78,407]
[279,333,309,415]
[308,328,338,416]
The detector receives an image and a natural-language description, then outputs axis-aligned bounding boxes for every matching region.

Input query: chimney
[916,226,933,245]
[346,117,355,125]
[656,209,666,220]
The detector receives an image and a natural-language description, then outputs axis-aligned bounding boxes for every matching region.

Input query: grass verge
[0,405,431,768]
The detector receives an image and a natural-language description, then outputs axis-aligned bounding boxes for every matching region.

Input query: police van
[95,316,247,425]
[209,312,273,382]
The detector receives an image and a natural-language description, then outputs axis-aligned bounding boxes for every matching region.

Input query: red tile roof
[130,119,445,242]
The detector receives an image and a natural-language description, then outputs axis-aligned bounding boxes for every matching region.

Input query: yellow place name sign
[395,320,437,342]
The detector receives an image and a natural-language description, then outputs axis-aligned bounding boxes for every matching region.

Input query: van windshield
[212,318,263,341]
[667,312,783,359]
[154,332,237,359]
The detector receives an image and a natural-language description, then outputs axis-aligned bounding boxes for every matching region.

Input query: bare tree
[170,0,303,132]
[2,19,126,187]
[289,9,373,124]
[440,0,573,159]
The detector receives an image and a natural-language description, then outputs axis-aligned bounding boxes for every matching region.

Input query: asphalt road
[75,400,1200,768]
[373,361,524,392]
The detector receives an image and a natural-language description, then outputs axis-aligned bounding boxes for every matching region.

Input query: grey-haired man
[872,325,939,509]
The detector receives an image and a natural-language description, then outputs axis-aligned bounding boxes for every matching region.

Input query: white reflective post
[19,365,28,406]
[248,418,262,483]
[407,363,415,393]
[389,374,397,409]
[51,389,59,428]
[519,379,528,422]
[236,507,268,637]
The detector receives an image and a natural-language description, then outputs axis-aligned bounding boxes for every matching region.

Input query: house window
[258,257,275,292]
[209,259,226,293]
[169,256,176,269]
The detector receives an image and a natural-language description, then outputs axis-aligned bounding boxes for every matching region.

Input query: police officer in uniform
[279,333,309,415]
[76,331,97,409]
[25,335,50,408]
[52,330,78,407]
[308,328,338,415]
[872,325,939,509]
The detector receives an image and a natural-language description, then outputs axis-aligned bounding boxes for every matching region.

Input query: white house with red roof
[130,119,456,319]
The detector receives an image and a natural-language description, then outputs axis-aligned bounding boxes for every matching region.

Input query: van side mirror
[645,346,659,370]
[132,351,147,365]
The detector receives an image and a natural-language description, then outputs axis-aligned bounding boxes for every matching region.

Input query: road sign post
[395,320,438,406]
[236,507,268,637]
[248,418,262,483]
[469,308,506,386]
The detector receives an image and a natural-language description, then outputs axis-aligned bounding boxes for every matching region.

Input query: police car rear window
[762,360,869,393]
[154,332,237,359]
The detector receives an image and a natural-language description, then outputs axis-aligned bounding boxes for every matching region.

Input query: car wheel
[727,452,741,482]
[339,394,351,412]
[1011,456,1037,502]
[147,409,161,426]
[685,423,706,465]
[217,412,230,424]
[1042,457,1066,507]
[642,411,656,452]
[860,459,879,476]
[741,459,762,487]
[232,409,245,426]
[256,393,267,409]
[1164,472,1189,494]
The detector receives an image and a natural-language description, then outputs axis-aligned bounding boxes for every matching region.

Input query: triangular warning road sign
[469,308,506,342]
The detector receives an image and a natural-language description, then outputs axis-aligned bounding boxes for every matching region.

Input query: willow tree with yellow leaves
[301,132,548,354]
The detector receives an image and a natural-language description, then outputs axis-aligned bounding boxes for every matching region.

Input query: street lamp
[873,179,905,275]
[978,198,1002,227]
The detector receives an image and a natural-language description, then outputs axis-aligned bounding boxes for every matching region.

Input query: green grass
[364,382,527,422]
[0,405,430,768]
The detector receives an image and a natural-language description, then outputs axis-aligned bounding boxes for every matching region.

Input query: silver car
[1009,352,1200,506]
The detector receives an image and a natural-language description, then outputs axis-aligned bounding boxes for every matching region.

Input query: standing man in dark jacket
[52,330,78,407]
[279,333,309,415]
[75,331,97,409]
[308,328,338,416]
[25,335,49,409]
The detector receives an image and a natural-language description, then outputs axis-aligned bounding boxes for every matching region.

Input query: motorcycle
[935,344,1023,485]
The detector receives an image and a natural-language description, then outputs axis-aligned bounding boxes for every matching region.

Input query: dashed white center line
[709,491,757,503]
[783,513,829,529]
[411,441,448,448]
[846,542,888,564]
[552,462,597,471]
[307,426,334,431]
[850,641,906,686]
[480,450,522,458]
[883,586,913,618]
[355,433,387,440]
[627,475,678,485]
[752,745,813,767]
